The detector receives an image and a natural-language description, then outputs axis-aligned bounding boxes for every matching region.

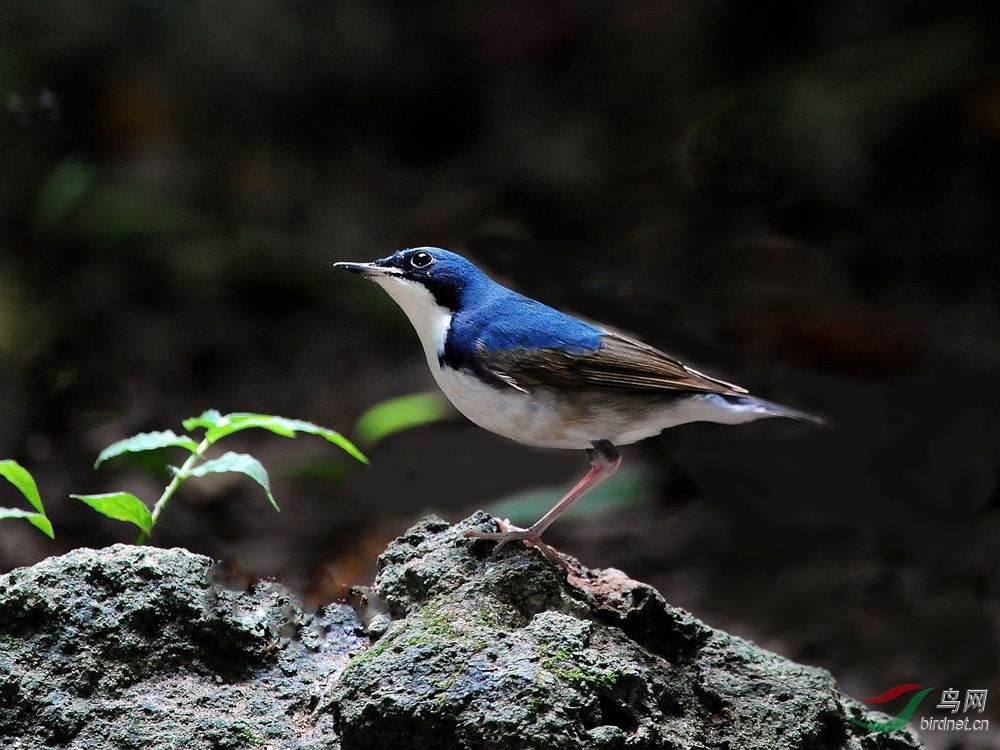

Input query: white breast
[370,275,452,364]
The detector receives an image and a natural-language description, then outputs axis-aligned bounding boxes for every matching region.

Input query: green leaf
[188,451,280,511]
[71,492,152,534]
[182,409,223,431]
[28,513,54,538]
[95,431,199,468]
[354,392,452,446]
[203,413,368,465]
[0,508,54,539]
[0,461,53,538]
[0,460,45,514]
[204,413,295,440]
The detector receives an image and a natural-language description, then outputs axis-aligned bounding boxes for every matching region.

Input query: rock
[0,514,924,749]
[0,544,364,749]
[330,513,924,750]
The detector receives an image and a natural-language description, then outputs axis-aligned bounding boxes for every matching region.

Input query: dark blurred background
[1,2,998,745]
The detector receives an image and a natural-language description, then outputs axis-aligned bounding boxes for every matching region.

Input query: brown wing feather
[477,331,748,396]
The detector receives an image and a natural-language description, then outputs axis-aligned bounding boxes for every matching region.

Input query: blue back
[449,284,602,355]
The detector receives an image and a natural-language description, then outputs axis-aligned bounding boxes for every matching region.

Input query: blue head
[335,247,504,365]
[336,247,603,366]
[335,247,491,313]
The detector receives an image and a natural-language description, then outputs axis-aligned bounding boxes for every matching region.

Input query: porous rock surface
[0,513,922,749]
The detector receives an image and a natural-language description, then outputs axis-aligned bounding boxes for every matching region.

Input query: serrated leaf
[71,492,152,533]
[0,460,45,514]
[354,392,452,446]
[0,508,54,539]
[204,413,368,465]
[188,451,279,511]
[95,431,199,468]
[182,409,223,432]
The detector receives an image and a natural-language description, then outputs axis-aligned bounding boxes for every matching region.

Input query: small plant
[0,460,54,539]
[72,410,367,543]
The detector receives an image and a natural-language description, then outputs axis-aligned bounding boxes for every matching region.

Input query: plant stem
[137,437,212,544]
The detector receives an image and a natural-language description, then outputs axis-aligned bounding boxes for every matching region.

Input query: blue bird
[336,247,820,565]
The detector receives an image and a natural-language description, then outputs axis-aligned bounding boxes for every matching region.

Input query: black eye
[410,251,434,269]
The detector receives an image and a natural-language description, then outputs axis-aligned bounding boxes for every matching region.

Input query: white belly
[432,365,765,450]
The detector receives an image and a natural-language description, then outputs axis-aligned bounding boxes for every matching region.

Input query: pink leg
[464,440,622,566]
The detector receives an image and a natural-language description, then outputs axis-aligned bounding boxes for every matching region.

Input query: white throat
[371,276,452,367]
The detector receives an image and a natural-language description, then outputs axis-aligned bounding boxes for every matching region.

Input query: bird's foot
[462,521,566,567]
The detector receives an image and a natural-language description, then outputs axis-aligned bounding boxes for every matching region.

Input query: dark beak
[333,261,400,277]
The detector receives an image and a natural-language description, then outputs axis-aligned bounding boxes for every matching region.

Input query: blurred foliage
[488,464,657,529]
[354,392,454,446]
[34,159,215,249]
[33,160,93,234]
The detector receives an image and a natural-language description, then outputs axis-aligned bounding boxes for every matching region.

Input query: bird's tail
[723,394,826,425]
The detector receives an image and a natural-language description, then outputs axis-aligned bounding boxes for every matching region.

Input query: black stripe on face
[419,275,464,312]
[375,252,467,313]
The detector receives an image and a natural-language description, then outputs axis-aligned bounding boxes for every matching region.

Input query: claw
[462,526,568,568]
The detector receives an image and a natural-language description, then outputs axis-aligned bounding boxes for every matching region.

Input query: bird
[335,247,820,565]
